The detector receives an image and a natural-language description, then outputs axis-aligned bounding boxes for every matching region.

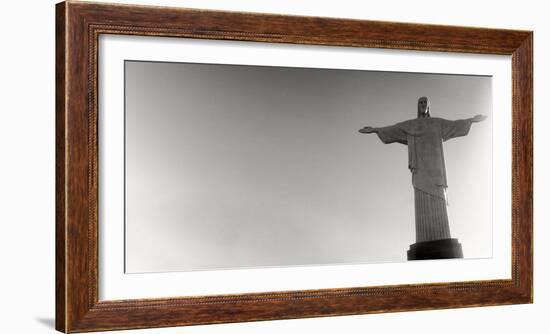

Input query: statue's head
[417,96,431,118]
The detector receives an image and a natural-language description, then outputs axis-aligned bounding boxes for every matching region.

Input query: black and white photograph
[124,60,492,273]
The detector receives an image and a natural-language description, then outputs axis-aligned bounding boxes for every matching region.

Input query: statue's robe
[375,117,473,242]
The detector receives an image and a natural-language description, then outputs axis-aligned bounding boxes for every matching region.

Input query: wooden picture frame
[56,1,533,332]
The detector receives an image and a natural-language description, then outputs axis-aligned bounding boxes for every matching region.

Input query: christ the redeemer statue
[359,96,487,260]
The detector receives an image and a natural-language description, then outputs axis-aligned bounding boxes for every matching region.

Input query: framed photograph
[56,1,532,332]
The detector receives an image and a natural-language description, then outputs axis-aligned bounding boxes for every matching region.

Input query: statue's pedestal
[407,238,463,260]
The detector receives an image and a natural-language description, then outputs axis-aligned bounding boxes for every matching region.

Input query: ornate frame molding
[56,1,532,332]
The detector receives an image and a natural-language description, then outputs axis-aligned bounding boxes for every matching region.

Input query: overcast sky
[124,60,492,273]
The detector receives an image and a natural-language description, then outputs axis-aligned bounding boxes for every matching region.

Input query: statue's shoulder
[430,117,455,123]
[395,119,417,131]
[397,119,416,126]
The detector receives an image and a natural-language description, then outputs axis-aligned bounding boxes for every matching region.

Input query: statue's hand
[471,114,488,123]
[359,126,377,134]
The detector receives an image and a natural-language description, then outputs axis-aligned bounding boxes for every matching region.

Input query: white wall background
[0,0,546,333]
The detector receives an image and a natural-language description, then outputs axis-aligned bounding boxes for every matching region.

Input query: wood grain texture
[55,2,67,332]
[55,1,533,332]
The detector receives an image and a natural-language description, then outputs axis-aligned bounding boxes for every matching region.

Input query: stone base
[407,238,463,260]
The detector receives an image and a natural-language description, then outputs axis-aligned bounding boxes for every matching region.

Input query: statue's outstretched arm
[358,126,378,134]
[359,124,408,145]
[470,114,488,123]
[441,114,487,141]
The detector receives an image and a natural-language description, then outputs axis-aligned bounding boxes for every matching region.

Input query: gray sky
[124,60,492,273]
